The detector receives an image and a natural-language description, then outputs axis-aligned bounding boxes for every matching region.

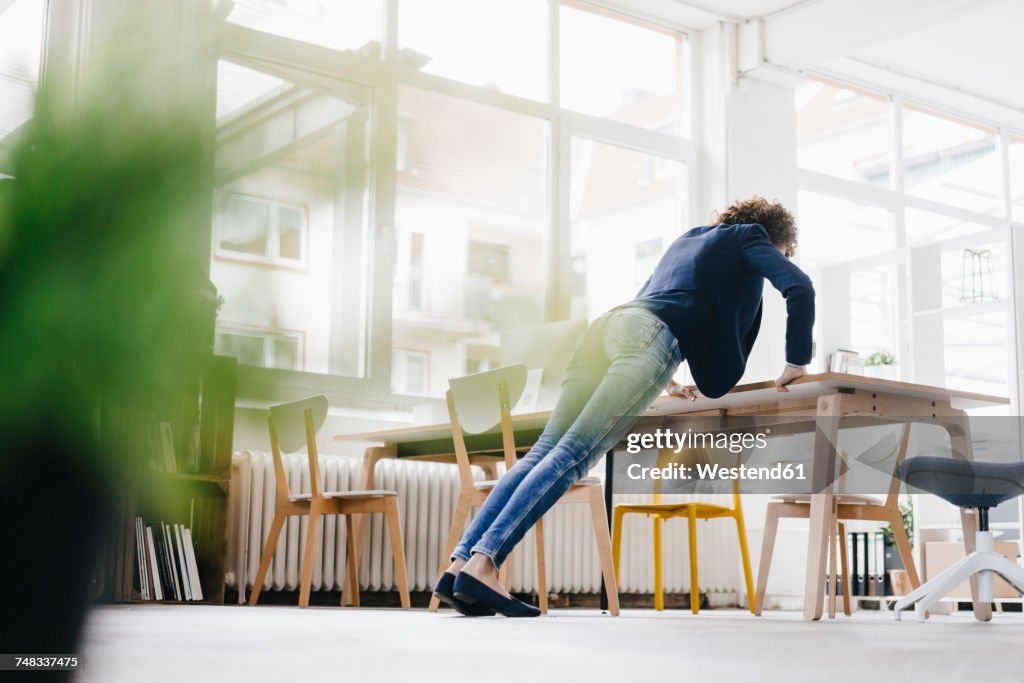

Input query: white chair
[248,395,411,609]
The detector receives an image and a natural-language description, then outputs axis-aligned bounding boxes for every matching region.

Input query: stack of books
[133,517,204,601]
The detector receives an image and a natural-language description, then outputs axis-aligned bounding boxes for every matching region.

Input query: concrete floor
[78,605,1024,683]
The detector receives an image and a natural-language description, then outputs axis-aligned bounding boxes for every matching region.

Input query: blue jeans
[451,306,682,568]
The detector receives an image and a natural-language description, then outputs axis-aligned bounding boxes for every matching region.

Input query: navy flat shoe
[433,572,496,616]
[453,571,541,618]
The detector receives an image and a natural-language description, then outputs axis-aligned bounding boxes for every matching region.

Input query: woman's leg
[469,309,680,573]
[449,315,611,564]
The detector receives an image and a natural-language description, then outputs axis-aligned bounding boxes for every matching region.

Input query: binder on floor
[857,532,869,596]
[850,531,859,596]
[874,531,886,597]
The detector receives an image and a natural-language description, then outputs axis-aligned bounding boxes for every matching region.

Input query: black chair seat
[897,456,1024,509]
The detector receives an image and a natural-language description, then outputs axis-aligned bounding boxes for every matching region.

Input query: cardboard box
[924,541,1021,598]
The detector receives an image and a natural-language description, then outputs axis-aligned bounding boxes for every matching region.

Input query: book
[145,527,163,600]
[183,526,203,601]
[145,414,162,471]
[143,521,155,600]
[157,524,177,601]
[163,523,182,601]
[175,524,192,601]
[135,517,149,600]
[159,421,177,473]
[152,526,168,600]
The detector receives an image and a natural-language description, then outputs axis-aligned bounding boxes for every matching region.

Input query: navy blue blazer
[629,223,815,399]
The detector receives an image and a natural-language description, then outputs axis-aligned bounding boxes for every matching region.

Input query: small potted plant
[864,350,896,380]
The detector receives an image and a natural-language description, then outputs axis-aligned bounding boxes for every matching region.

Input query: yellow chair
[612,446,755,614]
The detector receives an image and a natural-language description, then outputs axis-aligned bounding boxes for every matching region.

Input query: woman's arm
[740,224,815,373]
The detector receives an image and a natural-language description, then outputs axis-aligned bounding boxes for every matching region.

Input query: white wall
[722,72,810,604]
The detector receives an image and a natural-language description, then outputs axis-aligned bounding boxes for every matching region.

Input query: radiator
[227,452,744,602]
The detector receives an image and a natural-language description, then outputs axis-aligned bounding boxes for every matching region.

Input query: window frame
[214,0,699,403]
[797,73,1024,407]
[215,325,307,371]
[0,0,50,175]
[213,191,310,269]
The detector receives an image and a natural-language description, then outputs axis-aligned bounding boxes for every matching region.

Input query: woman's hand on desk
[667,379,699,401]
[775,364,806,392]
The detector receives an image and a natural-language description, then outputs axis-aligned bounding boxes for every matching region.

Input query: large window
[795,78,891,186]
[569,138,687,319]
[211,59,372,378]
[560,2,686,134]
[0,0,47,150]
[226,0,382,53]
[1010,134,1024,223]
[214,2,692,400]
[795,190,894,268]
[392,88,547,397]
[902,105,1000,215]
[797,76,1019,403]
[399,0,548,101]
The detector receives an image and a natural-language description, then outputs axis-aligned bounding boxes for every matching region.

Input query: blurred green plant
[0,4,214,661]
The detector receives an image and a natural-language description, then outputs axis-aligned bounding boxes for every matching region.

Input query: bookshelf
[105,354,237,605]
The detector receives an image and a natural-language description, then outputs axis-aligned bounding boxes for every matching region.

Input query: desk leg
[600,448,615,612]
[343,445,394,607]
[943,410,993,622]
[803,394,842,621]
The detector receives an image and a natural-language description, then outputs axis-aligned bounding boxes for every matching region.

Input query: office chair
[893,456,1024,621]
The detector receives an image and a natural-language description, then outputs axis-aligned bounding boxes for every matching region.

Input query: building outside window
[391,348,429,396]
[215,327,304,371]
[215,193,308,266]
[210,58,372,379]
[210,1,692,400]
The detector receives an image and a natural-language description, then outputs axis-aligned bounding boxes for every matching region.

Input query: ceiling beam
[576,0,736,31]
[761,0,1006,69]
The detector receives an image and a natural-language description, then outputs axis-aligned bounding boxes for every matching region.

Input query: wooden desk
[335,372,1007,619]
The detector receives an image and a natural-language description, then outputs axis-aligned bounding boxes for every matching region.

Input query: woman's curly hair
[713,196,797,257]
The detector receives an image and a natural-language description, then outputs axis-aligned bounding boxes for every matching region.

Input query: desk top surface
[334,372,1008,444]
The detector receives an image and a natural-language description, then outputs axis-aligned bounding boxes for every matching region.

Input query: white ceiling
[678,0,799,19]
[646,0,1021,123]
[849,1,1024,111]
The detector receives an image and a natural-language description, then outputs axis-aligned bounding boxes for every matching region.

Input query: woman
[434,197,815,616]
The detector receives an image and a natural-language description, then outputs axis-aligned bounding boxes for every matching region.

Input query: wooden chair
[248,395,411,609]
[612,445,756,614]
[426,364,620,615]
[754,423,919,617]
